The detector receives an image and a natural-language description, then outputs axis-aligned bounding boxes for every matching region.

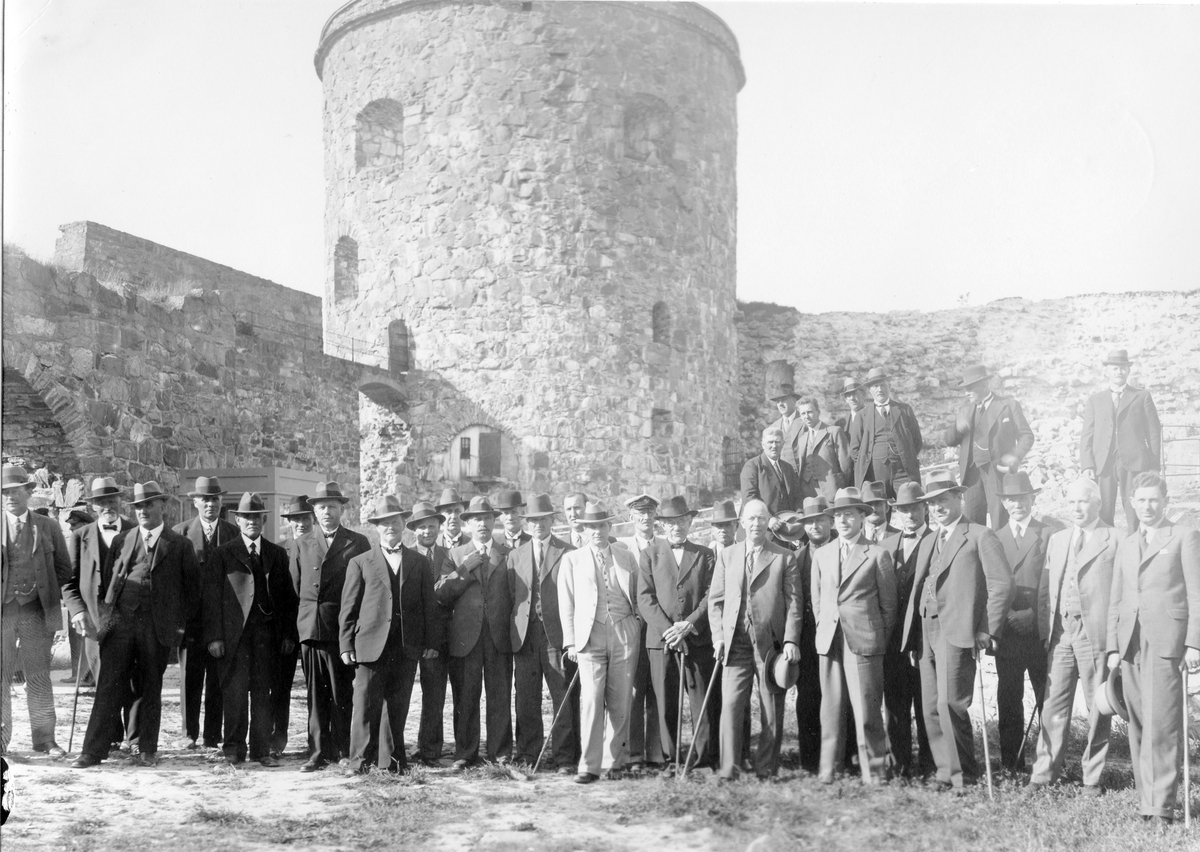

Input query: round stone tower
[316,0,744,505]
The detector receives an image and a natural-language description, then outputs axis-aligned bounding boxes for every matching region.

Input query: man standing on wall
[838,378,867,434]
[848,368,923,500]
[741,427,803,532]
[795,396,851,503]
[768,382,805,471]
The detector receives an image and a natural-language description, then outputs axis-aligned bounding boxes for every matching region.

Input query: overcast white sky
[5,1,1199,313]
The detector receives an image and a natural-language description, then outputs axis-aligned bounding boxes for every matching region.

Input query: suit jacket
[708,540,803,666]
[340,544,439,664]
[945,395,1034,477]
[102,526,201,648]
[881,528,933,654]
[414,543,453,651]
[64,517,136,626]
[1080,385,1161,474]
[294,526,371,645]
[794,542,821,653]
[740,453,803,516]
[439,530,469,551]
[770,414,806,471]
[204,536,299,676]
[994,518,1055,656]
[812,537,897,657]
[902,520,1014,652]
[848,399,923,487]
[637,539,715,651]
[493,530,532,551]
[1108,522,1200,659]
[795,421,851,502]
[558,544,640,652]
[435,540,513,657]
[509,535,573,651]
[174,516,240,641]
[1,510,72,616]
[1037,523,1118,661]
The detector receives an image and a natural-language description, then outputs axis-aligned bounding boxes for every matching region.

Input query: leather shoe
[182,738,199,750]
[257,755,280,767]
[136,752,159,767]
[71,754,101,769]
[574,773,599,784]
[35,743,67,758]
[300,758,327,773]
[343,765,368,777]
[451,759,471,772]
[556,766,574,776]
[626,762,644,773]
[218,755,243,766]
[1081,785,1103,798]
[419,758,441,768]
[603,768,623,781]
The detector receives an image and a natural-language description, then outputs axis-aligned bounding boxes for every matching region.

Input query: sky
[5,1,1199,313]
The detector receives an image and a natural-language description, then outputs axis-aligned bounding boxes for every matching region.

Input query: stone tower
[315,0,744,506]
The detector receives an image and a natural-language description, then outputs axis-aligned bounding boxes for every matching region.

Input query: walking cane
[532,668,581,775]
[1013,704,1043,768]
[67,664,85,752]
[674,648,686,777]
[976,650,995,801]
[681,658,723,779]
[1184,667,1191,830]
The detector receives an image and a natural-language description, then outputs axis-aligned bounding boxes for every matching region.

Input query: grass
[191,806,257,827]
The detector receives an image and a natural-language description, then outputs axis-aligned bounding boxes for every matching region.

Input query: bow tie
[901,532,918,540]
[324,531,337,539]
[384,546,402,554]
[102,524,118,531]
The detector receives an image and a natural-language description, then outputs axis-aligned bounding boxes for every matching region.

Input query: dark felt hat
[406,501,446,529]
[997,471,1041,497]
[310,481,351,505]
[579,501,617,525]
[1102,349,1133,367]
[921,472,968,500]
[280,495,314,517]
[187,476,226,498]
[523,493,557,519]
[366,494,406,523]
[840,377,864,395]
[230,492,269,515]
[863,368,889,387]
[823,487,873,516]
[435,487,466,511]
[956,364,993,389]
[709,499,739,524]
[889,482,926,508]
[492,490,526,511]
[795,497,830,523]
[127,481,169,506]
[460,496,497,519]
[656,495,698,519]
[89,477,122,500]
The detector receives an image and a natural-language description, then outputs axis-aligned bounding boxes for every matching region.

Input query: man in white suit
[559,502,642,784]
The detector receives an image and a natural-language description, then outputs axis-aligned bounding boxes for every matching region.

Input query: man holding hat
[1,464,72,757]
[407,500,454,767]
[848,368,923,500]
[638,496,718,771]
[944,365,1034,530]
[811,488,897,783]
[768,382,805,471]
[616,493,662,771]
[492,490,531,551]
[293,481,371,771]
[435,488,468,551]
[73,482,202,768]
[1080,349,1162,530]
[509,493,578,769]
[174,475,239,749]
[435,496,514,769]
[339,495,440,774]
[272,495,314,757]
[205,493,298,767]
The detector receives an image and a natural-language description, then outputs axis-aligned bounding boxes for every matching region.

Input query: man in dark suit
[848,368,923,499]
[1106,472,1200,825]
[943,365,1035,530]
[492,489,531,551]
[837,377,867,434]
[509,493,577,770]
[435,488,468,551]
[637,496,717,772]
[993,472,1055,772]
[205,493,298,766]
[902,473,1013,790]
[2,465,72,757]
[1080,349,1162,530]
[615,493,662,773]
[339,495,439,775]
[72,482,202,768]
[741,427,803,531]
[793,497,831,772]
[435,496,514,769]
[271,495,313,757]
[407,501,453,767]
[768,382,805,471]
[795,397,851,503]
[174,475,239,749]
[293,481,370,771]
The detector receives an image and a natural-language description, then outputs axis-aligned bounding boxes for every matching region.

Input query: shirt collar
[939,515,964,536]
[141,523,165,546]
[5,510,30,525]
[242,534,261,551]
[1010,516,1032,537]
[322,525,340,539]
[201,519,216,533]
[979,393,994,409]
[840,533,863,549]
[477,539,492,556]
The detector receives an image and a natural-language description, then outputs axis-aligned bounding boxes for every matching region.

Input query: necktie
[249,541,260,567]
[1073,531,1084,557]
[877,405,889,418]
[144,532,155,555]
[535,541,544,573]
[595,549,608,592]
[14,518,26,540]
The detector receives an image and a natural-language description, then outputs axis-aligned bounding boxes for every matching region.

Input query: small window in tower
[334,237,358,301]
[624,94,674,165]
[722,436,742,489]
[652,301,671,345]
[355,99,405,172]
[652,408,673,437]
[388,319,410,374]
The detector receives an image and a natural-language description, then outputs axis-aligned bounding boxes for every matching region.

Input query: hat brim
[309,496,351,505]
[710,515,739,524]
[280,508,314,517]
[523,510,558,519]
[1,481,33,491]
[795,511,830,524]
[1095,669,1129,721]
[405,511,446,529]
[889,497,925,508]
[769,393,800,402]
[127,494,169,506]
[461,510,497,519]
[492,505,526,512]
[921,484,968,500]
[187,490,227,498]
[89,490,123,500]
[863,376,889,386]
[657,509,699,520]
[824,501,873,516]
[579,515,617,525]
[368,511,407,523]
[998,488,1042,498]
[956,374,993,389]
[231,508,270,516]
[1102,359,1132,366]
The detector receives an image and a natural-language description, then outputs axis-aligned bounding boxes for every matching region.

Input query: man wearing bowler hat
[406,501,454,766]
[638,496,718,771]
[205,493,298,767]
[509,494,578,770]
[174,475,239,749]
[2,464,72,758]
[492,490,531,551]
[435,488,468,551]
[271,495,313,756]
[293,481,370,771]
[615,493,662,771]
[944,364,1034,530]
[768,381,805,471]
[340,495,439,774]
[436,496,514,769]
[848,368,923,500]
[811,488,897,783]
[1080,349,1162,530]
[73,482,202,768]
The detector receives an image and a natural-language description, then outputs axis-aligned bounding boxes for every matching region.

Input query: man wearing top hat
[848,368,923,500]
[509,494,578,770]
[791,496,833,772]
[174,475,239,749]
[794,396,851,503]
[837,377,867,434]
[72,482,202,768]
[1,464,72,757]
[637,496,718,771]
[204,493,298,767]
[271,494,314,757]
[1029,478,1119,794]
[768,382,806,471]
[406,501,454,767]
[993,471,1056,772]
[435,496,514,769]
[558,502,643,783]
[435,488,469,551]
[1080,349,1162,530]
[944,365,1035,531]
[901,472,1013,790]
[339,495,439,775]
[615,493,662,771]
[492,489,532,551]
[293,481,371,771]
[879,482,935,778]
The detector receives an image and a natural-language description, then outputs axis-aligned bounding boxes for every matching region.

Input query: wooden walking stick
[1014,704,1042,767]
[531,668,580,775]
[681,658,723,779]
[976,651,995,801]
[67,663,85,752]
[674,648,686,777]
[1184,667,1191,830]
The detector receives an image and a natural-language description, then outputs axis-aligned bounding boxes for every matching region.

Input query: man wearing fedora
[508,494,578,770]
[837,377,867,434]
[902,473,1013,790]
[811,488,897,783]
[795,396,851,503]
[293,481,371,771]
[174,475,239,750]
[615,493,662,772]
[944,365,1035,531]
[709,499,803,781]
[492,490,531,552]
[435,488,469,551]
[879,482,935,778]
[1,464,72,757]
[1080,349,1162,530]
[793,496,832,772]
[741,428,803,533]
[768,382,806,471]
[708,500,741,552]
[205,493,298,767]
[1029,478,1118,794]
[1105,472,1200,825]
[407,500,454,767]
[638,496,718,771]
[558,502,643,783]
[993,471,1056,773]
[436,496,514,769]
[860,481,893,543]
[272,495,313,757]
[848,368,923,500]
[339,495,439,774]
[73,482,202,768]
